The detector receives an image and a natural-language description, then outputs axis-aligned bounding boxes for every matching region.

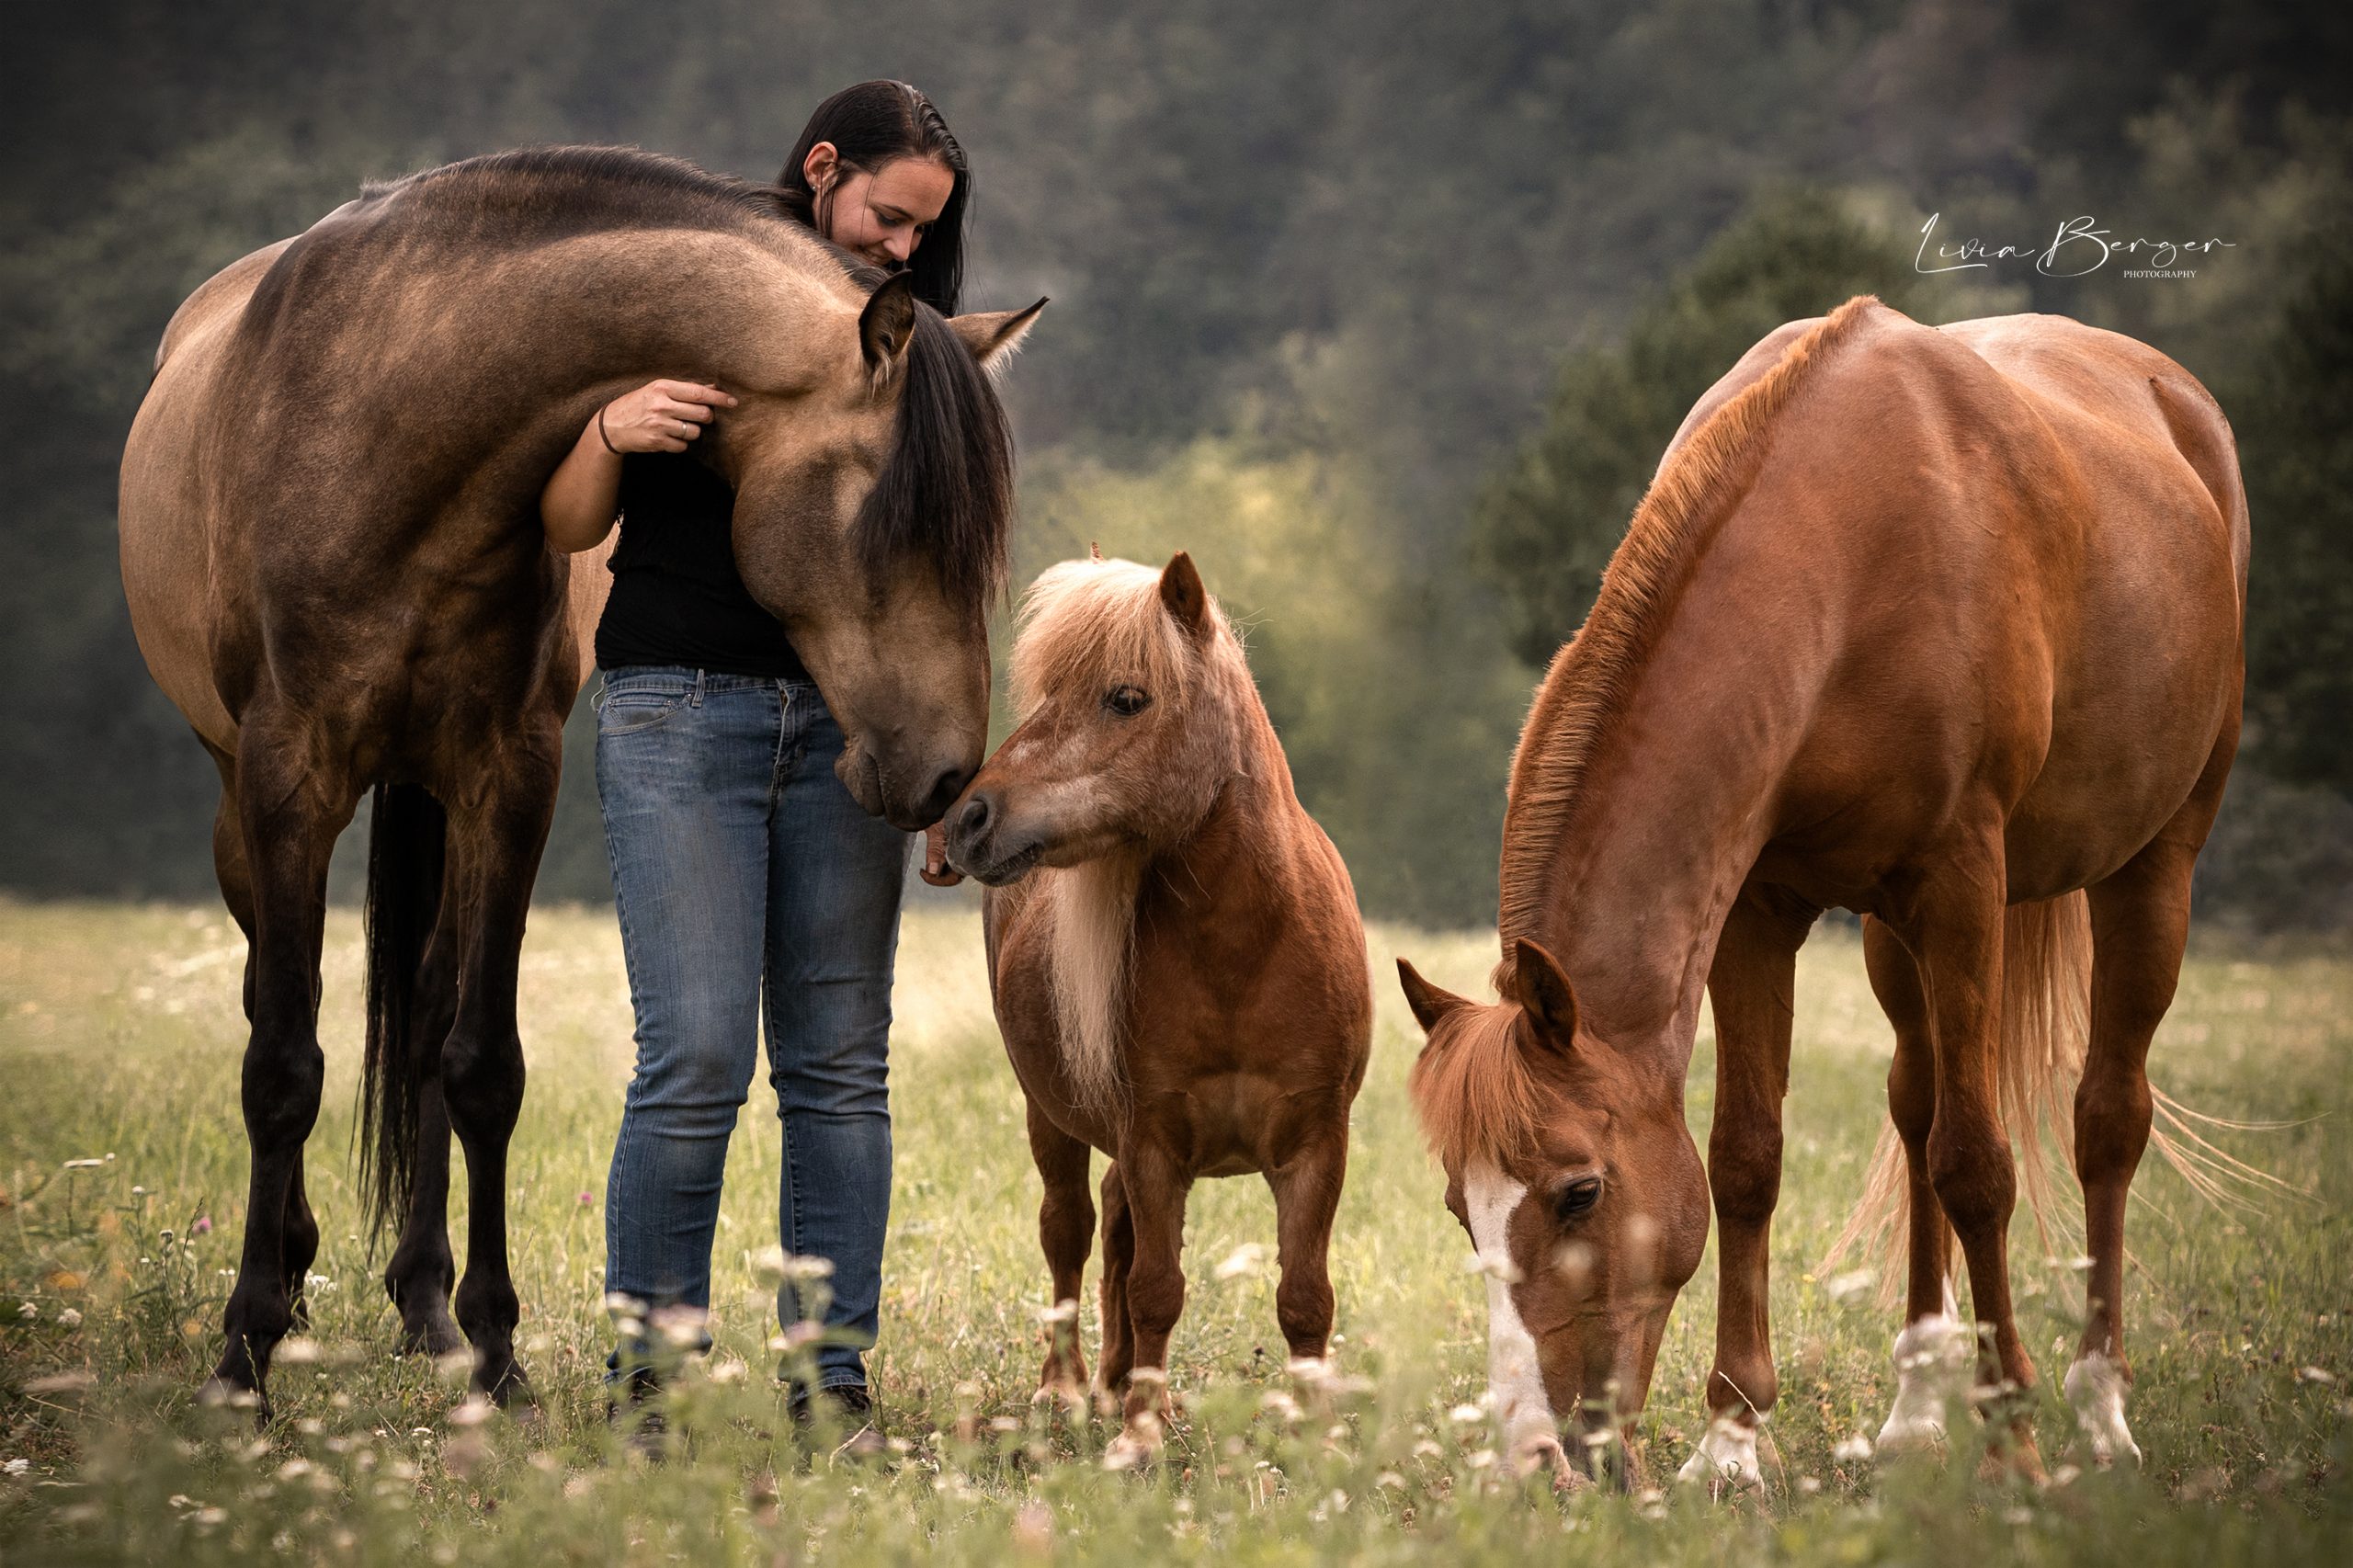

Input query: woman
[540,80,972,1440]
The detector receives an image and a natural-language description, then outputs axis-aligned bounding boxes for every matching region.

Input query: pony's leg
[438,728,562,1403]
[1106,1143,1188,1467]
[206,749,319,1326]
[2070,754,2223,1464]
[1097,1163,1136,1399]
[1678,892,1810,1491]
[205,716,353,1416]
[1905,849,2043,1477]
[384,910,463,1356]
[1862,915,1965,1451]
[1029,1102,1094,1399]
[1266,1129,1347,1365]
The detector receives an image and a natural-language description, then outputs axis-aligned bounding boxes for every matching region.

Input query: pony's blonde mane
[1493,296,1882,986]
[1008,557,1247,1117]
[1407,1003,1547,1174]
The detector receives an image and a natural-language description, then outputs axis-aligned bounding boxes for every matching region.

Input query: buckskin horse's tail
[358,782,447,1244]
[1827,892,2283,1300]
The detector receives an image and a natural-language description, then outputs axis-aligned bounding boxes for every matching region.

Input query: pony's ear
[859,272,920,373]
[1159,551,1211,641]
[946,297,1047,376]
[1509,937,1579,1046]
[1397,957,1470,1036]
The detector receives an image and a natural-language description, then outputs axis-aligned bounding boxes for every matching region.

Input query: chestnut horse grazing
[119,147,1040,1415]
[948,554,1373,1467]
[1400,297,2246,1488]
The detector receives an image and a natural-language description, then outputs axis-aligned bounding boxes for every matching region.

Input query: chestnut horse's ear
[946,297,1047,376]
[859,272,920,373]
[1396,957,1470,1037]
[1159,551,1212,641]
[1509,937,1579,1045]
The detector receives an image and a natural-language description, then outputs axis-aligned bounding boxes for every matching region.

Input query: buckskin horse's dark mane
[353,144,1014,614]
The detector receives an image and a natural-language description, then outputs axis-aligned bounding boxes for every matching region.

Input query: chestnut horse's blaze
[1403,297,2248,1488]
[951,554,1374,1467]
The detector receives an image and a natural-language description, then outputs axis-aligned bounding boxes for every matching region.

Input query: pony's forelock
[1007,557,1237,718]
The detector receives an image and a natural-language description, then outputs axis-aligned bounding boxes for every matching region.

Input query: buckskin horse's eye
[1554,1176,1603,1222]
[1105,686,1151,718]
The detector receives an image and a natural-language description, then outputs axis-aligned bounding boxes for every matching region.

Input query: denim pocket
[596,677,692,736]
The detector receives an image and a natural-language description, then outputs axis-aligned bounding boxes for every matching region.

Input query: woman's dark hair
[775,80,969,315]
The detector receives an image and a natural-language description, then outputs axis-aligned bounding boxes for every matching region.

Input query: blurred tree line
[4,1,2347,929]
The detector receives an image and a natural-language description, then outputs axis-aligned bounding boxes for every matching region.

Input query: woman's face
[803,143,954,268]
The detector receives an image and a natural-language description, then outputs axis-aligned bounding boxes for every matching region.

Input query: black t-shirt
[593,453,807,679]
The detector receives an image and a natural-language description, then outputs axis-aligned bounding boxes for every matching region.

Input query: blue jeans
[596,666,910,1392]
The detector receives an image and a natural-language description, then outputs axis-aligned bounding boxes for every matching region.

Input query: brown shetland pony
[1399,297,2247,1488]
[119,147,1041,1416]
[945,553,1373,1466]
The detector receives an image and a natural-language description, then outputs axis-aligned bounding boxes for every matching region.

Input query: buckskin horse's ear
[946,297,1047,377]
[1509,937,1580,1046]
[1396,958,1470,1037]
[1159,551,1212,641]
[859,272,919,374]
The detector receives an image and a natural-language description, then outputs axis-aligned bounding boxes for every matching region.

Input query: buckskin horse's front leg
[436,722,562,1404]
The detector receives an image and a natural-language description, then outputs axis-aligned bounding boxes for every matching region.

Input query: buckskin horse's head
[1396,939,1710,1488]
[722,272,1042,830]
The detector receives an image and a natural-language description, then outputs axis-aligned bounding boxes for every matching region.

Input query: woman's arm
[540,379,739,553]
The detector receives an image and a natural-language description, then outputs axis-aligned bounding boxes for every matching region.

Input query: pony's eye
[1105,686,1152,718]
[1554,1176,1603,1221]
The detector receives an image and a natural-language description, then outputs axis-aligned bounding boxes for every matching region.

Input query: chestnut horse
[119,147,1040,1415]
[947,553,1373,1466]
[1399,297,2246,1487]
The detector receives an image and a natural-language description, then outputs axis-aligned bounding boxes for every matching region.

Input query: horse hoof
[398,1314,466,1358]
[1675,1418,1766,1494]
[479,1362,536,1410]
[1032,1381,1088,1414]
[198,1374,270,1426]
[1103,1427,1160,1471]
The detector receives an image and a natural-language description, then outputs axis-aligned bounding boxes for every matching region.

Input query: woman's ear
[802,141,841,195]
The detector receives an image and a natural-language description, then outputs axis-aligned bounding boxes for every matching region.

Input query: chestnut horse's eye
[1554,1176,1603,1221]
[1105,686,1152,718]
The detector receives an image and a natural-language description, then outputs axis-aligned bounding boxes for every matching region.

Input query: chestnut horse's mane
[1490,295,1881,988]
[1415,296,1880,1175]
[1007,558,1251,1116]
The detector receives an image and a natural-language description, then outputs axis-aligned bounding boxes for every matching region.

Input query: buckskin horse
[946,553,1373,1466]
[119,147,1041,1415]
[1397,297,2247,1487]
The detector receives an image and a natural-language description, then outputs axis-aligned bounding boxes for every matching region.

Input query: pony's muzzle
[944,790,1041,885]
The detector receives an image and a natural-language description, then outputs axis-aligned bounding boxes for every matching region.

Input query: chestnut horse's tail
[358,782,447,1243]
[1829,892,2290,1298]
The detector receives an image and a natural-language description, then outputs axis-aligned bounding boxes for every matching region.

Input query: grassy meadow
[0,893,2347,1564]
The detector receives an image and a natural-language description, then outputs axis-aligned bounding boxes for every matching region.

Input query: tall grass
[1,897,2346,1563]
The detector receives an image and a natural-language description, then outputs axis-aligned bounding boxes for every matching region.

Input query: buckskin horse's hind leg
[384,904,464,1358]
[437,725,562,1404]
[205,747,320,1331]
[204,715,354,1419]
[1678,892,1812,1492]
[1029,1102,1094,1400]
[2070,741,2230,1465]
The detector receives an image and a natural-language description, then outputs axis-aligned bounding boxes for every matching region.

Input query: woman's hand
[597,380,737,454]
[540,379,738,551]
[920,823,964,887]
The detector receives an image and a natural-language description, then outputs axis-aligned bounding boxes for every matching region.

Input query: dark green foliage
[2234,239,2353,795]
